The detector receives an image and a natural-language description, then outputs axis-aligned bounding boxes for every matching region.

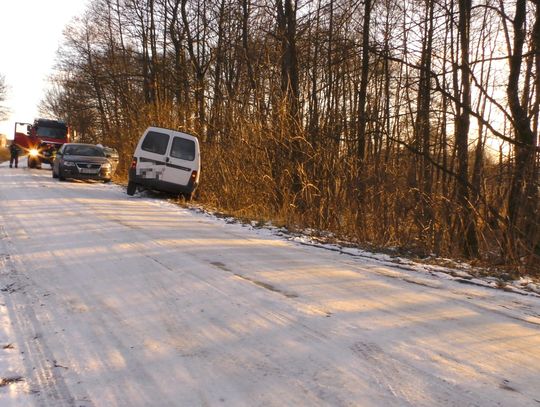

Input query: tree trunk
[455,0,479,257]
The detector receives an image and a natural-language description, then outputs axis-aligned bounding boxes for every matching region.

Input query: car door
[162,134,196,186]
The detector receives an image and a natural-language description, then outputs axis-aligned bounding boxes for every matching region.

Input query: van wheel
[127,181,137,196]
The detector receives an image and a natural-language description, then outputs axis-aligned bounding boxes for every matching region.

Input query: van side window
[170,137,196,161]
[141,131,170,155]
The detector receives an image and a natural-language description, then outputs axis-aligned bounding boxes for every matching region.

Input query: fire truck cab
[14,119,71,168]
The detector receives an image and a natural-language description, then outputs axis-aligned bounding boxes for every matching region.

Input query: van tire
[127,181,137,196]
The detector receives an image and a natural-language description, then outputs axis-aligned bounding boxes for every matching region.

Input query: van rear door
[162,133,197,186]
[137,129,170,180]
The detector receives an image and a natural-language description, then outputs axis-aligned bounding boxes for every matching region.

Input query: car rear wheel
[52,168,58,178]
[59,168,66,181]
[127,181,137,196]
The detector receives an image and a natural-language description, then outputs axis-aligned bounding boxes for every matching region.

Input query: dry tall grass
[0,147,10,163]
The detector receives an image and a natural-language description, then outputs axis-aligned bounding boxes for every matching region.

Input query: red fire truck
[14,119,71,168]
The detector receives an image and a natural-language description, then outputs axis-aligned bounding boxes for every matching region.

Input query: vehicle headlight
[29,148,39,157]
[63,161,76,167]
[101,163,111,169]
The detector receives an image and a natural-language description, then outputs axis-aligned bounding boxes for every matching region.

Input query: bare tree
[455,0,479,257]
[504,0,539,260]
[0,74,9,121]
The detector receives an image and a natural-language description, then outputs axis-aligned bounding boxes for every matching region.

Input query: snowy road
[0,164,539,407]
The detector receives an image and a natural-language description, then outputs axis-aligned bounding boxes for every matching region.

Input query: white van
[127,127,200,198]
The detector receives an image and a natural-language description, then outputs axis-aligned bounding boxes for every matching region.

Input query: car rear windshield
[64,145,105,157]
[170,137,196,161]
[141,131,170,155]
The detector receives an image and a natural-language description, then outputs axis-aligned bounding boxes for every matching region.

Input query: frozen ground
[0,160,539,406]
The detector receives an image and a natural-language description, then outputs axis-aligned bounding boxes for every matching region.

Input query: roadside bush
[0,147,10,163]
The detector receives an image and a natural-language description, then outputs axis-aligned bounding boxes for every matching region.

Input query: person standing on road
[9,142,20,168]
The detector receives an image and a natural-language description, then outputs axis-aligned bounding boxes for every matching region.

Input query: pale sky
[0,0,89,138]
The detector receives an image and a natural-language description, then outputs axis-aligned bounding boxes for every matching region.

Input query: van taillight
[131,157,137,169]
[190,170,198,182]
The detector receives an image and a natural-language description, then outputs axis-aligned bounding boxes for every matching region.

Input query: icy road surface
[0,165,540,407]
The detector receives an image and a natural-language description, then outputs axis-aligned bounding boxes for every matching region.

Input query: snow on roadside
[171,203,540,298]
[92,174,540,299]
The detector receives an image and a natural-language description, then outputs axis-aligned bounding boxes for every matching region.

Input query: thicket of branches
[42,0,540,273]
[0,74,8,121]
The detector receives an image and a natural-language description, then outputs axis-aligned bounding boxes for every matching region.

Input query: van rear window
[170,137,196,161]
[141,131,170,155]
